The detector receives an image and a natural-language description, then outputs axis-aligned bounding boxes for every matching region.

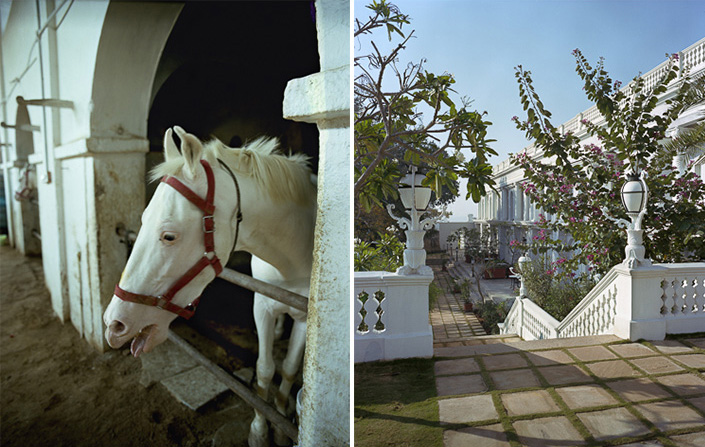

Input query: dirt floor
[0,245,255,447]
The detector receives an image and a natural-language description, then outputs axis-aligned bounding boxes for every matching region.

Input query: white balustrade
[500,262,705,341]
[354,271,433,362]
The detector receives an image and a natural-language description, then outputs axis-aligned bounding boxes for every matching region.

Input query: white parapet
[501,262,705,341]
[354,271,434,362]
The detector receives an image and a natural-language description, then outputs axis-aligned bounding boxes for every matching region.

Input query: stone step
[435,334,622,358]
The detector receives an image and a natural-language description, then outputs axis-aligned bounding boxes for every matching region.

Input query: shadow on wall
[146,1,321,205]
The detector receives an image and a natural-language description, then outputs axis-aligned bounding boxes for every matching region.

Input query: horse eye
[160,232,178,244]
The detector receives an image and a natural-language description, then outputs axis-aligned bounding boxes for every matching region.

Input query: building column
[282,0,349,444]
[514,183,523,222]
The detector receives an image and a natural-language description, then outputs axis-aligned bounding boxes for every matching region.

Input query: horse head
[103,126,242,357]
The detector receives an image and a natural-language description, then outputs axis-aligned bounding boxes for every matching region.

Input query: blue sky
[355,0,705,220]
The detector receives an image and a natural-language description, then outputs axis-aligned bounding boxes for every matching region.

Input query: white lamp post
[509,254,531,298]
[604,170,652,269]
[387,166,439,276]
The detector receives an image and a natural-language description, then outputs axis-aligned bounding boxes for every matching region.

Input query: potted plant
[483,259,510,279]
[460,280,473,311]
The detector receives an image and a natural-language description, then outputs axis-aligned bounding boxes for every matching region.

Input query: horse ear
[174,126,203,178]
[163,128,179,162]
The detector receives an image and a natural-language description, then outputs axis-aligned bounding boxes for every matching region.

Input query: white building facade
[477,37,705,267]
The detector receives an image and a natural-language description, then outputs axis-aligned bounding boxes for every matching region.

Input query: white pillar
[283,0,349,445]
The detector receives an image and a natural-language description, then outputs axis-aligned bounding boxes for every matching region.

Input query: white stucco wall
[1,1,181,346]
[283,0,350,445]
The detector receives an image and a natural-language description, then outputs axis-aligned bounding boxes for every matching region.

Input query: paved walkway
[429,264,705,446]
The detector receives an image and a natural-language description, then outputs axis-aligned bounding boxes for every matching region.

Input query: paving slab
[434,343,520,358]
[538,364,594,386]
[482,353,528,371]
[438,394,498,424]
[507,335,621,351]
[635,400,705,431]
[684,337,705,349]
[513,416,586,446]
[525,349,574,366]
[444,424,510,447]
[586,359,642,379]
[436,373,488,397]
[631,356,685,375]
[577,407,651,441]
[555,384,619,409]
[139,339,199,387]
[619,441,664,446]
[608,343,657,358]
[669,431,705,447]
[500,390,560,416]
[688,395,705,412]
[606,377,673,402]
[672,354,705,369]
[489,368,540,390]
[160,365,229,410]
[435,358,481,376]
[568,345,618,362]
[650,340,695,354]
[657,373,705,397]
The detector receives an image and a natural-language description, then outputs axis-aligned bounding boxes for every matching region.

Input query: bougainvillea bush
[510,50,705,282]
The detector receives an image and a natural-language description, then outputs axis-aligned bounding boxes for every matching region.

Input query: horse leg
[273,319,306,446]
[274,314,286,339]
[249,297,276,447]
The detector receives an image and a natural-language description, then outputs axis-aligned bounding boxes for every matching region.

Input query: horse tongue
[130,325,156,358]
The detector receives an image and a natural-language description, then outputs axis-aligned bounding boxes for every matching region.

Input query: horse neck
[235,177,315,280]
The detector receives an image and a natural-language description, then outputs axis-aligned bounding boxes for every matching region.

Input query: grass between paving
[354,358,443,447]
[436,337,705,446]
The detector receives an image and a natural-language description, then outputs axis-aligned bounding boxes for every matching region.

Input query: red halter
[114,159,231,319]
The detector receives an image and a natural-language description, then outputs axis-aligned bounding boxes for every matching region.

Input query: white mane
[150,137,316,205]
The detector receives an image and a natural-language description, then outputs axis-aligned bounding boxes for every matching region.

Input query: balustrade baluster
[662,278,675,315]
[696,277,705,313]
[373,290,386,332]
[684,278,696,315]
[674,278,686,315]
[357,290,369,334]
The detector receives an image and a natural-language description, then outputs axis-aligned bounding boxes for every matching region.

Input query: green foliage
[428,282,441,310]
[474,300,507,334]
[511,50,705,279]
[520,256,596,321]
[354,232,405,272]
[355,0,496,215]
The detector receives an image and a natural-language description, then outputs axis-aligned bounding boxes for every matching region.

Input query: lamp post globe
[620,173,646,215]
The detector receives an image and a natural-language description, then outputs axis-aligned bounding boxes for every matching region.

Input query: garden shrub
[474,300,508,334]
[520,256,595,321]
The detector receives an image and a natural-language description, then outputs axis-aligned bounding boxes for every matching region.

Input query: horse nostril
[109,320,127,336]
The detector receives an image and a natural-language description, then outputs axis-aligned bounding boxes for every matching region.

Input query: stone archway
[68,2,183,350]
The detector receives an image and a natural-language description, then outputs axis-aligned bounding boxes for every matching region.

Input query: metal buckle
[202,215,215,233]
[155,296,168,310]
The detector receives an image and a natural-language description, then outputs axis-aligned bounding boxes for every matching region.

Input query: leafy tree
[354,0,496,214]
[511,50,705,279]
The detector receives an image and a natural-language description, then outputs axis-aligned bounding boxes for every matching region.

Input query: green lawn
[354,358,443,447]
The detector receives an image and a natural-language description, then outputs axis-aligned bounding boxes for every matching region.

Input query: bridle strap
[217,159,243,252]
[114,159,241,319]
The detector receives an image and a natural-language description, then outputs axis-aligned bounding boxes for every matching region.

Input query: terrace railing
[500,262,705,341]
[354,271,434,362]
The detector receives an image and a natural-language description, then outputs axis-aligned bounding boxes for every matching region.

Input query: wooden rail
[167,331,299,443]
[218,267,308,313]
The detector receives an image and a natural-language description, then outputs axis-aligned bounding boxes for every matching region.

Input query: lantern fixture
[386,165,440,276]
[620,173,646,215]
[399,168,432,211]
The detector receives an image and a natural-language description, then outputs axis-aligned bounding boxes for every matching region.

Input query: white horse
[103,126,316,447]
